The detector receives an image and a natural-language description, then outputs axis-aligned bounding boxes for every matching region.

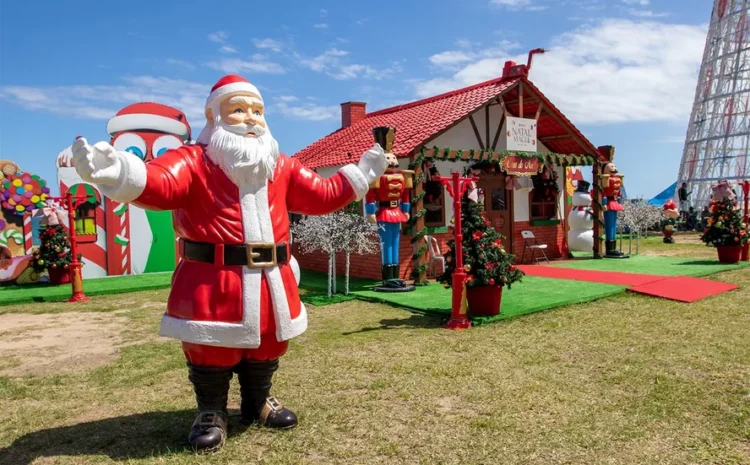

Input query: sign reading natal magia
[505,116,537,151]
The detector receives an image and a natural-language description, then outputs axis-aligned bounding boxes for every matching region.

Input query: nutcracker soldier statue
[366,127,415,292]
[600,161,629,258]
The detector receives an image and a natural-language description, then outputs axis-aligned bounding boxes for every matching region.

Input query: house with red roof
[293,55,610,282]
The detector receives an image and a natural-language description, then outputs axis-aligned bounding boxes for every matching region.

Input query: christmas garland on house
[405,145,599,283]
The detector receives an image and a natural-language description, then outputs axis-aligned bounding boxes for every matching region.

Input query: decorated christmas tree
[700,188,749,247]
[31,224,79,273]
[437,192,524,289]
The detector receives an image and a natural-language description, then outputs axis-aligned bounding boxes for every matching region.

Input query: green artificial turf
[551,254,750,277]
[351,276,625,324]
[0,272,173,306]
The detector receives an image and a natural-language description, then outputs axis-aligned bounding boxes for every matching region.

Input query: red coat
[365,172,410,223]
[602,176,624,212]
[108,145,367,348]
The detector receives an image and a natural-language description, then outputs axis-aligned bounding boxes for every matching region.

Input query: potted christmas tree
[31,223,79,285]
[437,192,524,316]
[701,182,749,264]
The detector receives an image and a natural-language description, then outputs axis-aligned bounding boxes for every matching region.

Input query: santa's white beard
[203,123,279,187]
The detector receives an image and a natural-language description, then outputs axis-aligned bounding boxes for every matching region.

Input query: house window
[73,202,98,242]
[529,172,559,220]
[423,180,445,227]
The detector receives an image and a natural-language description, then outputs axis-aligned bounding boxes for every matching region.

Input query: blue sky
[0,0,709,198]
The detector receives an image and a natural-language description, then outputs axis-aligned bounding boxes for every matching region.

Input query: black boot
[236,359,298,429]
[605,240,623,257]
[187,363,232,453]
[381,265,389,284]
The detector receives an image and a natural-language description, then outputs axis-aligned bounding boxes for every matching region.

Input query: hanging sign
[500,155,543,177]
[505,116,537,151]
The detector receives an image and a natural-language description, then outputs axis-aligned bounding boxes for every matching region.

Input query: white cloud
[622,0,649,5]
[206,57,285,74]
[489,0,546,10]
[275,101,339,121]
[208,31,228,43]
[629,9,669,18]
[413,19,707,125]
[300,48,349,72]
[278,95,299,102]
[219,45,237,54]
[320,9,328,17]
[427,40,521,70]
[490,0,532,6]
[0,76,209,122]
[313,23,328,29]
[166,58,195,70]
[253,38,283,52]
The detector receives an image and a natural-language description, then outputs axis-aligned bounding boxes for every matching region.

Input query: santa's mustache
[221,121,268,137]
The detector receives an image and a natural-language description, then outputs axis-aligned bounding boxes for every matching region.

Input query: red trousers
[182,299,288,367]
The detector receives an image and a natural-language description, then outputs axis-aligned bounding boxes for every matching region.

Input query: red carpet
[518,265,739,302]
[517,265,663,286]
[628,276,739,303]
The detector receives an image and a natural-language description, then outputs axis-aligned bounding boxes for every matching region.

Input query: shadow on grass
[341,313,442,335]
[0,409,254,464]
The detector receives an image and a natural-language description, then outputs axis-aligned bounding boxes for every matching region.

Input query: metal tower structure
[677,0,750,208]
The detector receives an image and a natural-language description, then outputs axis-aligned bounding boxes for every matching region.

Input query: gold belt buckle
[246,243,277,269]
[390,200,398,208]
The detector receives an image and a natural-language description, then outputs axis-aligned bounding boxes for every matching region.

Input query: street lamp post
[433,172,479,330]
[47,192,89,302]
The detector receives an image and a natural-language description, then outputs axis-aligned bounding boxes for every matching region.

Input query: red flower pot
[48,267,71,285]
[467,285,503,317]
[717,245,742,264]
[742,242,749,262]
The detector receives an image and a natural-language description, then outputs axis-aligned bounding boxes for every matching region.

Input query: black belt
[379,201,399,208]
[180,239,288,268]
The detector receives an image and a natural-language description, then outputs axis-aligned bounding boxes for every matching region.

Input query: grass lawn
[1,234,749,464]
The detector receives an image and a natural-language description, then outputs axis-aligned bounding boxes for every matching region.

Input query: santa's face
[111,131,183,163]
[201,92,279,187]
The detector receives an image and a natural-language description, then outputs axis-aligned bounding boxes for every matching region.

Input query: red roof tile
[294,76,599,169]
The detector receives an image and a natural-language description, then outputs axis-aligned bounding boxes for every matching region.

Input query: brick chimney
[341,101,367,128]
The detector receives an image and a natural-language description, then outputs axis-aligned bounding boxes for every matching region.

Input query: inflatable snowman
[567,180,594,252]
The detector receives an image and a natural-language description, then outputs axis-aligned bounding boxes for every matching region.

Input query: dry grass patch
[0,241,749,464]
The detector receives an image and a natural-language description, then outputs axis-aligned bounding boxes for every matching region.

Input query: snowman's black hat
[575,180,591,193]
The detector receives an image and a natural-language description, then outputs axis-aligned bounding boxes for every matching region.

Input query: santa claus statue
[71,74,387,452]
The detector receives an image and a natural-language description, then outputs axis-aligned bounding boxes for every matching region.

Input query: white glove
[357,143,387,185]
[72,137,123,185]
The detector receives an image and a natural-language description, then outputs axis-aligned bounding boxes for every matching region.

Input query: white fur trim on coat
[290,255,301,285]
[97,151,147,204]
[158,178,305,348]
[339,164,370,200]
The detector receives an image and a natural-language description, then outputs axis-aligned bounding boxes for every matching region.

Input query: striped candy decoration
[23,213,33,253]
[104,198,131,275]
[0,229,24,248]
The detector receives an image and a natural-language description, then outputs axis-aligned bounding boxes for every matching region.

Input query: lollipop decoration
[0,172,50,216]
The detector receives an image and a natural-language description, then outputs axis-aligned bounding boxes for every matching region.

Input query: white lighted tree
[291,210,379,297]
[617,199,663,254]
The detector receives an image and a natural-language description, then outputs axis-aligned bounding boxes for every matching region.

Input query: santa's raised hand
[357,143,388,185]
[72,137,123,185]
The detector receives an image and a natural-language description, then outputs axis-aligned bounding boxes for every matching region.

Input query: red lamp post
[433,172,479,330]
[741,180,749,262]
[47,192,89,302]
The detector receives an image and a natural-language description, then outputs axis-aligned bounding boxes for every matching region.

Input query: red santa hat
[106,102,191,142]
[205,74,262,109]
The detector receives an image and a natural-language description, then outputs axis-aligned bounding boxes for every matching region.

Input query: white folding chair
[424,235,446,278]
[520,230,549,264]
